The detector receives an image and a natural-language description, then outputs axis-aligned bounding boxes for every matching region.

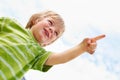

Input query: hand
[80,34,105,54]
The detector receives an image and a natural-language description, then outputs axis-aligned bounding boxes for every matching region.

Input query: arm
[45,34,105,66]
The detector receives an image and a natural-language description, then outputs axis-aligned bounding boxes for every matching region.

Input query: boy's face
[31,17,64,46]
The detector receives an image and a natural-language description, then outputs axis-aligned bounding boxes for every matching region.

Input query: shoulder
[0,17,22,26]
[0,17,25,33]
[0,17,13,22]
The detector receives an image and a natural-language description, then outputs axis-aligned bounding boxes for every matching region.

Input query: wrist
[76,44,86,54]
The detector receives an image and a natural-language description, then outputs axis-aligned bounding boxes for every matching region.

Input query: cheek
[36,21,45,27]
[52,36,58,43]
[39,20,48,26]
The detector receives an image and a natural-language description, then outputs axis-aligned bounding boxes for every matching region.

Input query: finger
[93,34,105,41]
[90,43,97,49]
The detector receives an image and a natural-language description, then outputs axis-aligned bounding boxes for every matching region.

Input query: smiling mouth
[44,28,49,38]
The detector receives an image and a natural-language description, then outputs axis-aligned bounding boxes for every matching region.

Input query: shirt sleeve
[0,17,6,32]
[32,51,53,72]
[0,17,24,33]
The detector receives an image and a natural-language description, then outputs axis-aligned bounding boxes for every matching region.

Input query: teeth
[44,28,49,38]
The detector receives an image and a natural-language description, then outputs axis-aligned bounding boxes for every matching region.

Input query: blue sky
[0,0,120,80]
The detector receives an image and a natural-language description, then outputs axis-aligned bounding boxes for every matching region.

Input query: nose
[49,27,57,37]
[49,27,53,33]
[49,26,56,33]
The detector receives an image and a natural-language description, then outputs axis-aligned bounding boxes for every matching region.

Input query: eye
[48,20,53,26]
[55,31,58,36]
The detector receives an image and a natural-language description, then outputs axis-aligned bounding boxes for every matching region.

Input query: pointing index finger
[93,34,106,41]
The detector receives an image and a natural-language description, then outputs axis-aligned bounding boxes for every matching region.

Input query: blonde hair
[26,10,65,31]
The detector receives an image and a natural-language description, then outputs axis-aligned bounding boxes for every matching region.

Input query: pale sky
[0,0,120,80]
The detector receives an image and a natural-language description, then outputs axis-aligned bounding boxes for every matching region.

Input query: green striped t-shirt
[0,17,52,80]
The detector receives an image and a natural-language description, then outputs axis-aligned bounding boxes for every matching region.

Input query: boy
[0,10,105,80]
